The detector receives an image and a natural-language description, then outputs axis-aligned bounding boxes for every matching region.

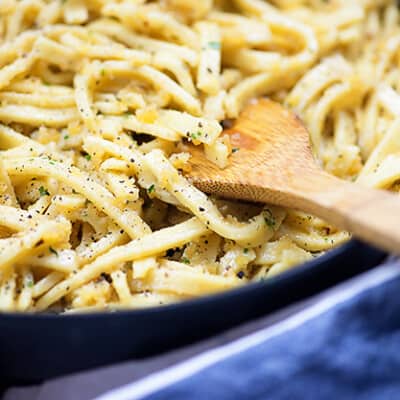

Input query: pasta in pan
[0,0,398,312]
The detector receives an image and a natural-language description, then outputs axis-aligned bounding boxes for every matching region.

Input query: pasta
[0,0,398,312]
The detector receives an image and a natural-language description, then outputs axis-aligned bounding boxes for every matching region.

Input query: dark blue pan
[0,239,385,385]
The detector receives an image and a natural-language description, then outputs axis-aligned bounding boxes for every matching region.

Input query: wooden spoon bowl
[187,99,400,254]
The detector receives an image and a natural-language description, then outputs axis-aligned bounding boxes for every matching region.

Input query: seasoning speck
[39,186,50,196]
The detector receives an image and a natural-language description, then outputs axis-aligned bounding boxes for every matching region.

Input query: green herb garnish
[190,131,202,140]
[39,186,50,196]
[208,41,221,50]
[264,209,276,229]
[182,257,191,264]
[147,184,155,193]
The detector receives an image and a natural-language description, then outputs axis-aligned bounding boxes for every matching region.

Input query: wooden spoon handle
[295,171,400,254]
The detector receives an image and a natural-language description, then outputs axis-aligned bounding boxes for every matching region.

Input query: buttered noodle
[0,0,398,312]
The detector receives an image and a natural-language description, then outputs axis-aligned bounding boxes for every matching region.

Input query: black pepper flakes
[237,271,245,279]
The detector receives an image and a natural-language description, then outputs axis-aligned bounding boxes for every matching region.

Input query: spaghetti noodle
[0,0,398,312]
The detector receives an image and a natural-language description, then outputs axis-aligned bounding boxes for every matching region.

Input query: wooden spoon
[187,98,400,254]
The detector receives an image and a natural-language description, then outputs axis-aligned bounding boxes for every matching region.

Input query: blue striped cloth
[96,260,400,400]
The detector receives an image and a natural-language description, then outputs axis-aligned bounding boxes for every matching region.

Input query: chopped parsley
[147,184,155,193]
[208,41,221,50]
[84,153,91,161]
[181,257,191,265]
[26,278,34,288]
[190,131,202,140]
[264,209,276,229]
[64,135,69,140]
[243,248,249,254]
[49,246,58,256]
[38,186,50,196]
